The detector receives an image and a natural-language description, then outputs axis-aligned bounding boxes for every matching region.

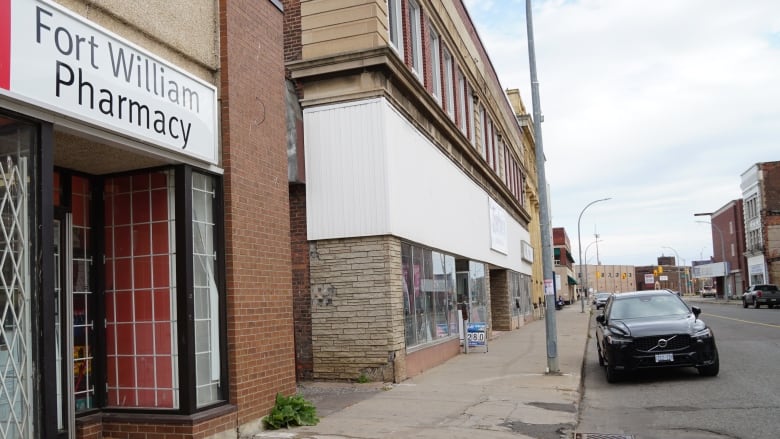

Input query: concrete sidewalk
[253,304,591,439]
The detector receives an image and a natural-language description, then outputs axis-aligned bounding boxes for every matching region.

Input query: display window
[401,243,457,349]
[46,163,226,437]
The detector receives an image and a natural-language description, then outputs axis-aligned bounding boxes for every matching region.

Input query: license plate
[655,353,674,362]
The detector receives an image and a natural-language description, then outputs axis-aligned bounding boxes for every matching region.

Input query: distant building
[712,200,748,296]
[741,161,780,285]
[553,227,577,303]
[637,257,688,293]
[588,265,637,293]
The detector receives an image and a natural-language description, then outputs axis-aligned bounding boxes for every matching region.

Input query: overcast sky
[465,0,780,267]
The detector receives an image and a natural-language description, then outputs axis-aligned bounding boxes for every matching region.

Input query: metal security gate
[0,154,32,439]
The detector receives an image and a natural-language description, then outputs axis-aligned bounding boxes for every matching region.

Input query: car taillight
[757,290,762,298]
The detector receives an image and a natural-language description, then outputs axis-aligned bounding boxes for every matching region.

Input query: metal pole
[525,0,558,373]
[661,246,682,293]
[577,198,611,313]
[583,239,600,301]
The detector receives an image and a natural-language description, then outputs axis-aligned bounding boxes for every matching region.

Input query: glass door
[54,215,74,437]
[54,189,96,437]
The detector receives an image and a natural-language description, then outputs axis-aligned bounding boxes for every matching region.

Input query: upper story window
[477,105,486,159]
[408,0,423,80]
[443,46,454,117]
[388,0,404,59]
[457,71,466,133]
[485,118,493,168]
[429,25,441,101]
[468,84,475,145]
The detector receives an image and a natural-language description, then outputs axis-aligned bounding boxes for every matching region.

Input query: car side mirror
[595,314,605,325]
[691,306,701,319]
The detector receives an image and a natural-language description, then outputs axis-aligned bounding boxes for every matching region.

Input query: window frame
[407,0,423,80]
[387,0,404,59]
[457,70,466,133]
[428,24,442,102]
[443,46,454,117]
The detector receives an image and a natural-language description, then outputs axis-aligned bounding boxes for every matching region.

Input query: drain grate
[572,434,635,439]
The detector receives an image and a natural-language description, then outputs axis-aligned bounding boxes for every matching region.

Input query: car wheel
[605,364,620,383]
[743,299,748,308]
[698,348,719,377]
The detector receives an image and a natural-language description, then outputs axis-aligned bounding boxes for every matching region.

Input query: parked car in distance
[699,286,716,298]
[742,284,780,309]
[595,290,719,383]
[593,292,612,309]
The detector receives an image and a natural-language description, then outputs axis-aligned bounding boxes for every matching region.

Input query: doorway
[54,172,97,438]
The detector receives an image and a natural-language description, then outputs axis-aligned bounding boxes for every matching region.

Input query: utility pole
[525,0,558,374]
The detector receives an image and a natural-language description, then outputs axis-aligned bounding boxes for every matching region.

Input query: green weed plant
[263,393,319,430]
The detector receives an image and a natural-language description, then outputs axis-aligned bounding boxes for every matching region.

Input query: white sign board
[1,0,218,164]
[692,262,727,278]
[521,240,533,263]
[644,274,655,284]
[488,197,508,255]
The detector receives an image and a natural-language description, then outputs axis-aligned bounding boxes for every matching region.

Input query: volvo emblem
[657,338,668,348]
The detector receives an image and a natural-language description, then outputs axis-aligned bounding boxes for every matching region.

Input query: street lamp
[661,246,683,294]
[583,238,601,299]
[577,198,611,312]
[695,220,728,299]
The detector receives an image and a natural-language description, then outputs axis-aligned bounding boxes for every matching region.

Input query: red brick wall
[760,162,780,283]
[219,0,297,427]
[761,161,780,211]
[289,183,313,379]
[552,227,565,245]
[100,412,236,439]
[283,0,301,70]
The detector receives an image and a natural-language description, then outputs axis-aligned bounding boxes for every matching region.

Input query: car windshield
[609,295,690,319]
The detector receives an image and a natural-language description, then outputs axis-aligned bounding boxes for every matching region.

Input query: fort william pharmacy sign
[0,0,218,164]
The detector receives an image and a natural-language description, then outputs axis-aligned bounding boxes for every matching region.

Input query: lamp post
[695,220,728,299]
[583,238,601,300]
[661,246,682,294]
[577,198,611,312]
[525,0,559,373]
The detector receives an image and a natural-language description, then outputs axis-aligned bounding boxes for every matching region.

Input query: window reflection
[402,243,456,349]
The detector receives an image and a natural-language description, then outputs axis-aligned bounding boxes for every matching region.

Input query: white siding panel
[304,98,530,274]
[305,99,390,238]
[382,103,530,274]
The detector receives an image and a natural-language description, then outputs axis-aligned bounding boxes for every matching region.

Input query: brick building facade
[0,0,295,437]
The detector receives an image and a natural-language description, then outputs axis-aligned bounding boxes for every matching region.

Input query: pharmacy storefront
[1,1,226,437]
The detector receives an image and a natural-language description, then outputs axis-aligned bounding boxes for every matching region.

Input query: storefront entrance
[53,171,97,437]
[0,110,227,437]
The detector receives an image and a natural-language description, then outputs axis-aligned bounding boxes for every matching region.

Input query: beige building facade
[576,264,637,294]
[286,0,539,382]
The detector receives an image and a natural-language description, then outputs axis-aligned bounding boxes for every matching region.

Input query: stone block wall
[489,269,511,331]
[309,236,406,382]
